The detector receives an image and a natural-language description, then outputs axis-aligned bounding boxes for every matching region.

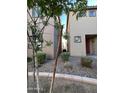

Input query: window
[89,10,96,17]
[78,11,86,17]
[32,7,40,17]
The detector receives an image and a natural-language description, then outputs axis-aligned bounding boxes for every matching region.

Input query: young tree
[27,0,87,93]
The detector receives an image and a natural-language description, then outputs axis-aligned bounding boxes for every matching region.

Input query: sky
[60,0,97,32]
[61,13,67,32]
[87,0,97,6]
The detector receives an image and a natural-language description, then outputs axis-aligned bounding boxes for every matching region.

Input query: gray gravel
[28,77,97,93]
[28,56,97,79]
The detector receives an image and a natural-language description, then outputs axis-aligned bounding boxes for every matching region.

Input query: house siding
[27,10,58,59]
[68,7,97,56]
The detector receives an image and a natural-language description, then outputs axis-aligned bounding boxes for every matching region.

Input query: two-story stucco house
[66,6,97,57]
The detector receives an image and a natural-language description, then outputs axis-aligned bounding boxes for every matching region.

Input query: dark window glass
[89,10,96,17]
[32,7,40,17]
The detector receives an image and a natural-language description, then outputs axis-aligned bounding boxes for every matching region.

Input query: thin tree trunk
[33,49,35,81]
[32,48,36,91]
[49,16,62,93]
[27,27,40,93]
[27,64,29,88]
[35,53,40,93]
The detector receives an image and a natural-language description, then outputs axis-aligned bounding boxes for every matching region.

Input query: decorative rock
[64,62,73,70]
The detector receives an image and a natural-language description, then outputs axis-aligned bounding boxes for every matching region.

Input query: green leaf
[27,0,34,9]
[45,40,53,47]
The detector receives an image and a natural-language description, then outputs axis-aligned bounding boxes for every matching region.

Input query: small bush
[36,51,46,65]
[27,57,32,63]
[81,57,92,68]
[64,62,73,70]
[61,52,70,62]
[63,32,69,40]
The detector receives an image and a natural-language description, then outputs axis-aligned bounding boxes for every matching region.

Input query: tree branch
[27,30,36,52]
[39,16,51,33]
[49,16,62,93]
[27,9,35,24]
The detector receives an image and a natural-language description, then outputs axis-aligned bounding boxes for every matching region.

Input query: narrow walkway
[28,72,97,85]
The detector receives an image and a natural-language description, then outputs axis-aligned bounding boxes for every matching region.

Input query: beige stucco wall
[38,18,55,59]
[27,10,57,59]
[27,49,33,57]
[69,9,97,56]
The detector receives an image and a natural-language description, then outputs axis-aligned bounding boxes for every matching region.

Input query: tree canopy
[27,0,87,17]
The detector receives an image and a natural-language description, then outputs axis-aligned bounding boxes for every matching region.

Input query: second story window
[89,10,96,17]
[32,7,40,17]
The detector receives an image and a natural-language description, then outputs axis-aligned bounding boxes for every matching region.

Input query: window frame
[89,10,96,17]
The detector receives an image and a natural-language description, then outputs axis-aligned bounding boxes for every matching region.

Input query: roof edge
[87,6,97,9]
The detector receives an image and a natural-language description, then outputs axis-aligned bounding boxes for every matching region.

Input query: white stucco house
[66,6,97,57]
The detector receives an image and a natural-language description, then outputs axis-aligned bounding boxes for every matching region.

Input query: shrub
[60,52,70,62]
[63,32,69,40]
[27,57,32,63]
[81,57,92,68]
[64,62,73,70]
[36,51,46,65]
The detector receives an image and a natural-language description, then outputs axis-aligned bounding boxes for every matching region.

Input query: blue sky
[88,0,97,6]
[60,0,97,32]
[61,13,67,31]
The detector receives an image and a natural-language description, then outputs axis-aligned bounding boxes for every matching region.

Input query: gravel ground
[28,77,97,93]
[28,56,97,79]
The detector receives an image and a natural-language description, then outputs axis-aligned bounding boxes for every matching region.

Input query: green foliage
[27,0,87,17]
[54,22,59,29]
[27,0,34,9]
[44,40,53,47]
[36,51,46,64]
[63,32,69,40]
[81,57,92,68]
[54,21,63,30]
[27,57,32,63]
[61,52,70,62]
